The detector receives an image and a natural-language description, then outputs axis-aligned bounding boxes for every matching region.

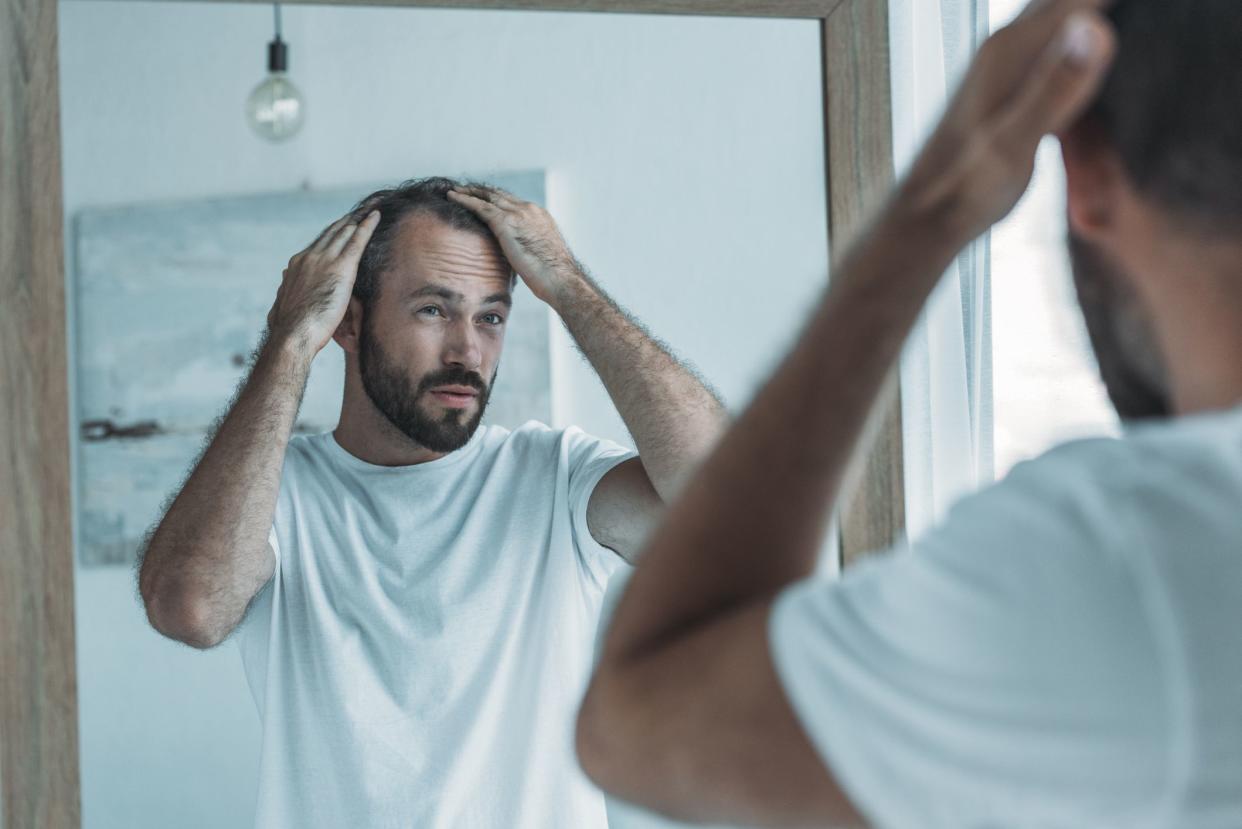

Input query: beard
[357,320,496,453]
[1067,233,1173,422]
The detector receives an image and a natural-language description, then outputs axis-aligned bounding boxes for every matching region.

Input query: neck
[1128,228,1242,416]
[334,365,447,467]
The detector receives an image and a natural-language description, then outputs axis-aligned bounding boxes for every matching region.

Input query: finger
[309,216,351,254]
[339,210,382,262]
[483,187,521,208]
[455,184,498,199]
[1001,0,1113,76]
[447,189,507,221]
[347,196,385,225]
[312,216,350,250]
[324,220,361,259]
[455,185,520,209]
[992,11,1115,150]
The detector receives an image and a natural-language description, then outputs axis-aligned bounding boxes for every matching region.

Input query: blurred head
[1062,0,1242,421]
[337,177,516,452]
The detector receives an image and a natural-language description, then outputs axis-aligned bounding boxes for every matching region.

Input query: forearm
[554,270,728,500]
[139,332,312,647]
[601,197,962,663]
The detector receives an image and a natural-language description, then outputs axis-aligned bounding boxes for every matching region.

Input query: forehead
[383,213,512,300]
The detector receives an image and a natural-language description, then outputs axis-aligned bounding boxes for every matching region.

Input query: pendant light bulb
[246,5,304,142]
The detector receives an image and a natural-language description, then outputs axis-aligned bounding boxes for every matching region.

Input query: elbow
[575,670,631,795]
[140,571,227,650]
[575,685,613,791]
[577,672,696,823]
[147,593,227,650]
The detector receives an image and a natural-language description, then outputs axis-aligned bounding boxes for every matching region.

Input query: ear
[332,296,364,354]
[1059,119,1125,241]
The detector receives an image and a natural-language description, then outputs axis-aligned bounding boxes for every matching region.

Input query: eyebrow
[407,285,512,309]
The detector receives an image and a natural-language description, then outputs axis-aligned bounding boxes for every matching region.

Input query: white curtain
[891,0,994,541]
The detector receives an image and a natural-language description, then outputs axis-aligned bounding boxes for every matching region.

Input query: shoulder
[771,437,1179,828]
[774,435,1171,716]
[470,420,575,471]
[279,431,329,478]
[1120,410,1242,498]
[282,430,370,478]
[941,435,1137,553]
[485,420,633,459]
[285,431,323,461]
[867,420,1242,639]
[844,435,1150,626]
[993,413,1242,559]
[475,419,557,455]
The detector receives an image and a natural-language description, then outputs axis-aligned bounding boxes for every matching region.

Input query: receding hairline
[390,208,499,244]
[367,211,517,304]
[351,176,521,310]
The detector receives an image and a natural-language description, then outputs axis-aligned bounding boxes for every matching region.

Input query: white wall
[60,2,829,826]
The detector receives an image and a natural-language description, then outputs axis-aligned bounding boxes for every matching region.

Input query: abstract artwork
[74,171,550,565]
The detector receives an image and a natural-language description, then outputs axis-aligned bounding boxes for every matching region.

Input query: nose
[442,316,482,372]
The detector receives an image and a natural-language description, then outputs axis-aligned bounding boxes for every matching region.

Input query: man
[137,177,726,827]
[578,1,1242,826]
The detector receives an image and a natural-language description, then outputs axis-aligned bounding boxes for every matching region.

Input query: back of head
[348,176,509,308]
[1087,0,1242,233]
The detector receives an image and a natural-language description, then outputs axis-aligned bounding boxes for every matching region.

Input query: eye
[480,313,506,326]
[417,306,444,318]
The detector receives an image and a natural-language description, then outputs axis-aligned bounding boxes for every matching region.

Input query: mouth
[428,385,480,408]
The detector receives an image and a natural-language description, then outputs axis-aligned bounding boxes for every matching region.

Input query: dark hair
[1085,0,1242,232]
[347,176,513,308]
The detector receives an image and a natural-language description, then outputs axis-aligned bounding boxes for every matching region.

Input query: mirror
[59,2,830,826]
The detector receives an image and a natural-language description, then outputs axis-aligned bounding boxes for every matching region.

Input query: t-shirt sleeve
[768,447,1177,829]
[266,523,280,566]
[265,456,291,569]
[236,457,288,645]
[564,426,640,590]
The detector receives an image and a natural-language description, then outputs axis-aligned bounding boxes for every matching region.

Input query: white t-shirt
[236,421,637,829]
[771,404,1242,829]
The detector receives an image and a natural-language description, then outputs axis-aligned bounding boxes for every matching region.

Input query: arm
[551,271,727,503]
[447,187,728,561]
[555,271,728,562]
[138,210,380,649]
[575,2,1116,824]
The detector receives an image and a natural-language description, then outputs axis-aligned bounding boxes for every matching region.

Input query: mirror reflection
[61,3,827,827]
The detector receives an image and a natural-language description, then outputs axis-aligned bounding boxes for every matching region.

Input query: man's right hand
[267,209,381,356]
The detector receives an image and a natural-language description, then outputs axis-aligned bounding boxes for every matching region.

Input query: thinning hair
[348,176,514,309]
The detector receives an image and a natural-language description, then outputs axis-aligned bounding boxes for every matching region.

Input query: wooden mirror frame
[0,0,900,823]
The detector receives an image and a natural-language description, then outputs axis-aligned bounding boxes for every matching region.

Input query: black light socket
[268,36,289,73]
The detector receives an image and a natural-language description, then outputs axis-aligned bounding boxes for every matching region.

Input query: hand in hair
[898,0,1117,246]
[266,210,381,357]
[446,186,585,310]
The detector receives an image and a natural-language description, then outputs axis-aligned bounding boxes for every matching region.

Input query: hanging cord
[267,2,289,73]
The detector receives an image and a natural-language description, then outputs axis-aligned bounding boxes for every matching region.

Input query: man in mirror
[578,0,1242,826]
[138,176,727,826]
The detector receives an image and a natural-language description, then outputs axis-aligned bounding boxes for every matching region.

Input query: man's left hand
[447,186,585,309]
